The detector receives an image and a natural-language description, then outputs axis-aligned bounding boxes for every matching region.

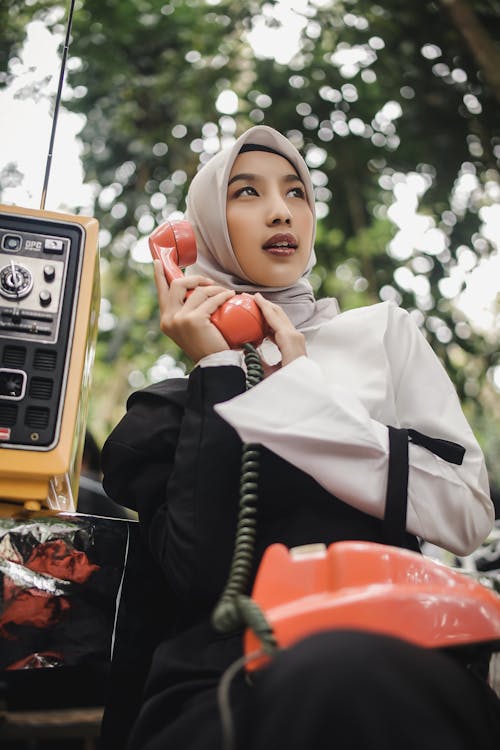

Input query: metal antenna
[40,0,77,210]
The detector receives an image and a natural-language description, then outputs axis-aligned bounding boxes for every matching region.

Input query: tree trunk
[439,0,500,103]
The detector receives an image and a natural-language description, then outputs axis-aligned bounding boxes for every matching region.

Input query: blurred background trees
[1,0,499,483]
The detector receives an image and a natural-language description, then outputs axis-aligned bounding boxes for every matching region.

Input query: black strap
[383,427,467,548]
[408,429,465,465]
[384,427,409,548]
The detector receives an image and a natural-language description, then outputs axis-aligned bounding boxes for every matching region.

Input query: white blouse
[200,301,493,556]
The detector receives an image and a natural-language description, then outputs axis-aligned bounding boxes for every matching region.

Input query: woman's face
[226,150,314,287]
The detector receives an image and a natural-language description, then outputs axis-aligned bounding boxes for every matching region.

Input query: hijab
[185,125,339,330]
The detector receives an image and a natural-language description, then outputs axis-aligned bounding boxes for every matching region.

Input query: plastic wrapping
[0,510,135,708]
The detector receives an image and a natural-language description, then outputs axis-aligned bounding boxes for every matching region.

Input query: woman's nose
[267,195,292,225]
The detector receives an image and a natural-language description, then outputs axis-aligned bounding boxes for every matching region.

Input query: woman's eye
[235,186,258,197]
[287,186,305,199]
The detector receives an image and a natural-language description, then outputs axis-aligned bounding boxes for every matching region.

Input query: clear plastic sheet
[0,512,133,673]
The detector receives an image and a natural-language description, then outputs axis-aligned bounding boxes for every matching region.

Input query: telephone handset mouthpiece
[149,220,267,348]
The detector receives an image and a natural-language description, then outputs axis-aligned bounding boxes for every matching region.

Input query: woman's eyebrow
[228,173,258,186]
[228,172,303,186]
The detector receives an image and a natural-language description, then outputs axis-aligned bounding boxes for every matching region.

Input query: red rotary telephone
[244,541,500,671]
[149,220,267,348]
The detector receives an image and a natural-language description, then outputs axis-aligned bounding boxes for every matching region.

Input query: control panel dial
[0,262,33,299]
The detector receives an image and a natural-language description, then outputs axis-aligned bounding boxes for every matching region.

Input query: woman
[101,126,499,749]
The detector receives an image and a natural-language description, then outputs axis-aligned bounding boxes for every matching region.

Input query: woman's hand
[153,260,235,362]
[254,292,307,367]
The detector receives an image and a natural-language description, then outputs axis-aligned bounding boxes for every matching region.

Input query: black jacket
[100,365,419,748]
[102,365,419,626]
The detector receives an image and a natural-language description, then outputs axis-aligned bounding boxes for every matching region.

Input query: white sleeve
[197,350,243,368]
[214,306,493,556]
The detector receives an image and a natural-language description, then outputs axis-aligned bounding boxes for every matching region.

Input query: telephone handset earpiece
[149,220,267,348]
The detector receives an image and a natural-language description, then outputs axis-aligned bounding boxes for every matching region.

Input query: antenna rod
[40,0,77,211]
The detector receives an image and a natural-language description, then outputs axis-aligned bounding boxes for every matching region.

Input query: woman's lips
[262,233,298,256]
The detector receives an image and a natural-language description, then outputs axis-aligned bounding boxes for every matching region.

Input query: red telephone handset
[149,220,267,348]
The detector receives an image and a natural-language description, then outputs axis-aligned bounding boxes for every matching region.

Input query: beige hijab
[185,125,339,329]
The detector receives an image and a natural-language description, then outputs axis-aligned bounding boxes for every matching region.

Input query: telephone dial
[149,220,267,349]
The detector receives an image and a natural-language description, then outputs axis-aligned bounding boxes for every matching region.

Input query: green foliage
[247,0,500,421]
[1,0,499,458]
[0,1,43,80]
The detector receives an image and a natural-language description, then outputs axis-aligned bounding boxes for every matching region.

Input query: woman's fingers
[154,261,232,322]
[181,284,234,313]
[254,293,292,331]
[153,261,234,360]
[152,267,305,365]
[163,272,218,305]
[254,293,307,366]
[153,259,170,300]
[154,262,230,315]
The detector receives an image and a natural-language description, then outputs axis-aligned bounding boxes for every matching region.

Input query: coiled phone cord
[211,343,278,657]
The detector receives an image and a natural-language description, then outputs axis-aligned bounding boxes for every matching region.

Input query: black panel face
[0,213,84,449]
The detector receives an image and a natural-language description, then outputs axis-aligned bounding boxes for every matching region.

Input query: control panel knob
[39,290,52,307]
[0,262,33,300]
[43,264,56,282]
